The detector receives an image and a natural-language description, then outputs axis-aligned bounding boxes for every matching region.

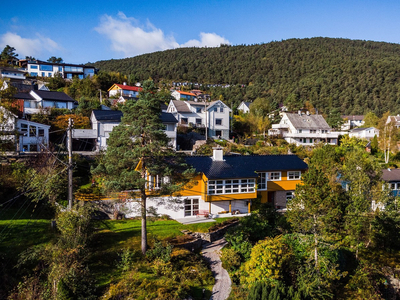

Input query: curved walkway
[201,238,232,300]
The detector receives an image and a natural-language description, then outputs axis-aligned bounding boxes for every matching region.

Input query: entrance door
[184,198,199,216]
[268,191,275,205]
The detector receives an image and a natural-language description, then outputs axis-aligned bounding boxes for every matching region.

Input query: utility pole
[68,118,73,210]
[204,100,208,140]
[99,89,102,104]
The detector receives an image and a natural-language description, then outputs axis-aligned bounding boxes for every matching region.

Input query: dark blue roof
[185,155,308,179]
[92,110,123,121]
[160,112,178,123]
[92,110,177,123]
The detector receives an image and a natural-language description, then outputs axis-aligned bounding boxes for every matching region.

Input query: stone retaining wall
[176,220,239,250]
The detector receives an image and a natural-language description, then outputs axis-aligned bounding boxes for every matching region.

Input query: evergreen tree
[97,80,194,254]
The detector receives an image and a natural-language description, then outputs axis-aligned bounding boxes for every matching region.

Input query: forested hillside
[93,37,400,116]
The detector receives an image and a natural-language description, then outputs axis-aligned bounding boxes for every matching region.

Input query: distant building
[386,115,400,129]
[237,101,252,114]
[108,83,142,98]
[269,112,341,146]
[348,127,379,140]
[167,99,231,139]
[341,115,364,130]
[171,90,196,101]
[19,59,95,79]
[14,90,76,116]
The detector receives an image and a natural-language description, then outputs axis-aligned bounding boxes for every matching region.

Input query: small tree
[0,45,18,65]
[97,80,194,254]
[47,56,63,64]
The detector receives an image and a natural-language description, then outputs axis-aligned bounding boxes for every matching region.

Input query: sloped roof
[382,169,400,182]
[342,115,364,121]
[109,83,142,92]
[32,90,75,102]
[388,116,400,124]
[92,110,177,124]
[177,91,196,96]
[286,113,331,130]
[14,91,35,100]
[171,100,191,113]
[92,110,123,122]
[161,112,178,123]
[185,154,308,180]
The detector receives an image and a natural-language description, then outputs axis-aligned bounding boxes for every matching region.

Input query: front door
[268,191,275,205]
[184,198,199,217]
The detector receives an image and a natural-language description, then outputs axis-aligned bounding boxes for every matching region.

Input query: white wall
[123,196,249,220]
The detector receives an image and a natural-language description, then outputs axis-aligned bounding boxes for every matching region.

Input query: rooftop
[185,154,308,180]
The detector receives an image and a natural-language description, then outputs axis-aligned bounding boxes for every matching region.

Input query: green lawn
[0,214,235,299]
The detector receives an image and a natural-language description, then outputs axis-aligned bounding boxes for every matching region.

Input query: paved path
[201,238,232,300]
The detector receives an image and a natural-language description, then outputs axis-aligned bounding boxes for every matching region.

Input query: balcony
[282,132,341,139]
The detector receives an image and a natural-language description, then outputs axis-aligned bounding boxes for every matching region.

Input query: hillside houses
[72,109,178,151]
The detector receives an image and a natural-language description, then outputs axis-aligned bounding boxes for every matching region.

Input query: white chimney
[212,148,224,161]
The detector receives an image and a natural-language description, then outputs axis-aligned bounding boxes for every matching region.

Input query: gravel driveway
[201,238,232,300]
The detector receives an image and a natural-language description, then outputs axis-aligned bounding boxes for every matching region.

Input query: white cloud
[0,32,61,58]
[95,12,230,57]
[180,32,230,48]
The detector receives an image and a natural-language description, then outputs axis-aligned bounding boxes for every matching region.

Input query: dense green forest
[93,37,400,116]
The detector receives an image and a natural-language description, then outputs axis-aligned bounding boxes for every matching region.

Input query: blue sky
[1,0,399,64]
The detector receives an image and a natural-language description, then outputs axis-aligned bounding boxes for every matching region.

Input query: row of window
[298,129,329,134]
[20,124,45,137]
[208,179,256,195]
[181,117,223,126]
[299,138,333,144]
[24,100,69,109]
[257,171,301,190]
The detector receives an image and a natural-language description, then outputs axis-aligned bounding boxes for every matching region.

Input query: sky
[1,0,400,64]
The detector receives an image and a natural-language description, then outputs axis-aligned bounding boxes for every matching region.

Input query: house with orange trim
[171,90,196,101]
[125,149,307,219]
[108,83,142,98]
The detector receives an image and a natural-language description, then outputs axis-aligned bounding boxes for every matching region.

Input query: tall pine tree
[97,80,194,254]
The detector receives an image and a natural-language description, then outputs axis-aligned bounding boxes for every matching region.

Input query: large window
[215,118,222,125]
[184,198,199,217]
[208,179,255,195]
[65,66,83,72]
[196,118,202,125]
[40,65,53,71]
[288,171,301,180]
[181,118,188,124]
[30,65,38,69]
[257,172,267,190]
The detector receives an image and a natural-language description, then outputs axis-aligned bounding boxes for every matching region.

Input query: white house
[341,115,365,130]
[386,115,400,129]
[167,100,231,139]
[269,112,341,146]
[348,127,379,140]
[0,67,26,81]
[108,83,142,98]
[72,110,178,151]
[0,107,50,152]
[17,119,50,152]
[237,101,252,114]
[171,90,196,101]
[19,59,95,79]
[14,90,76,116]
